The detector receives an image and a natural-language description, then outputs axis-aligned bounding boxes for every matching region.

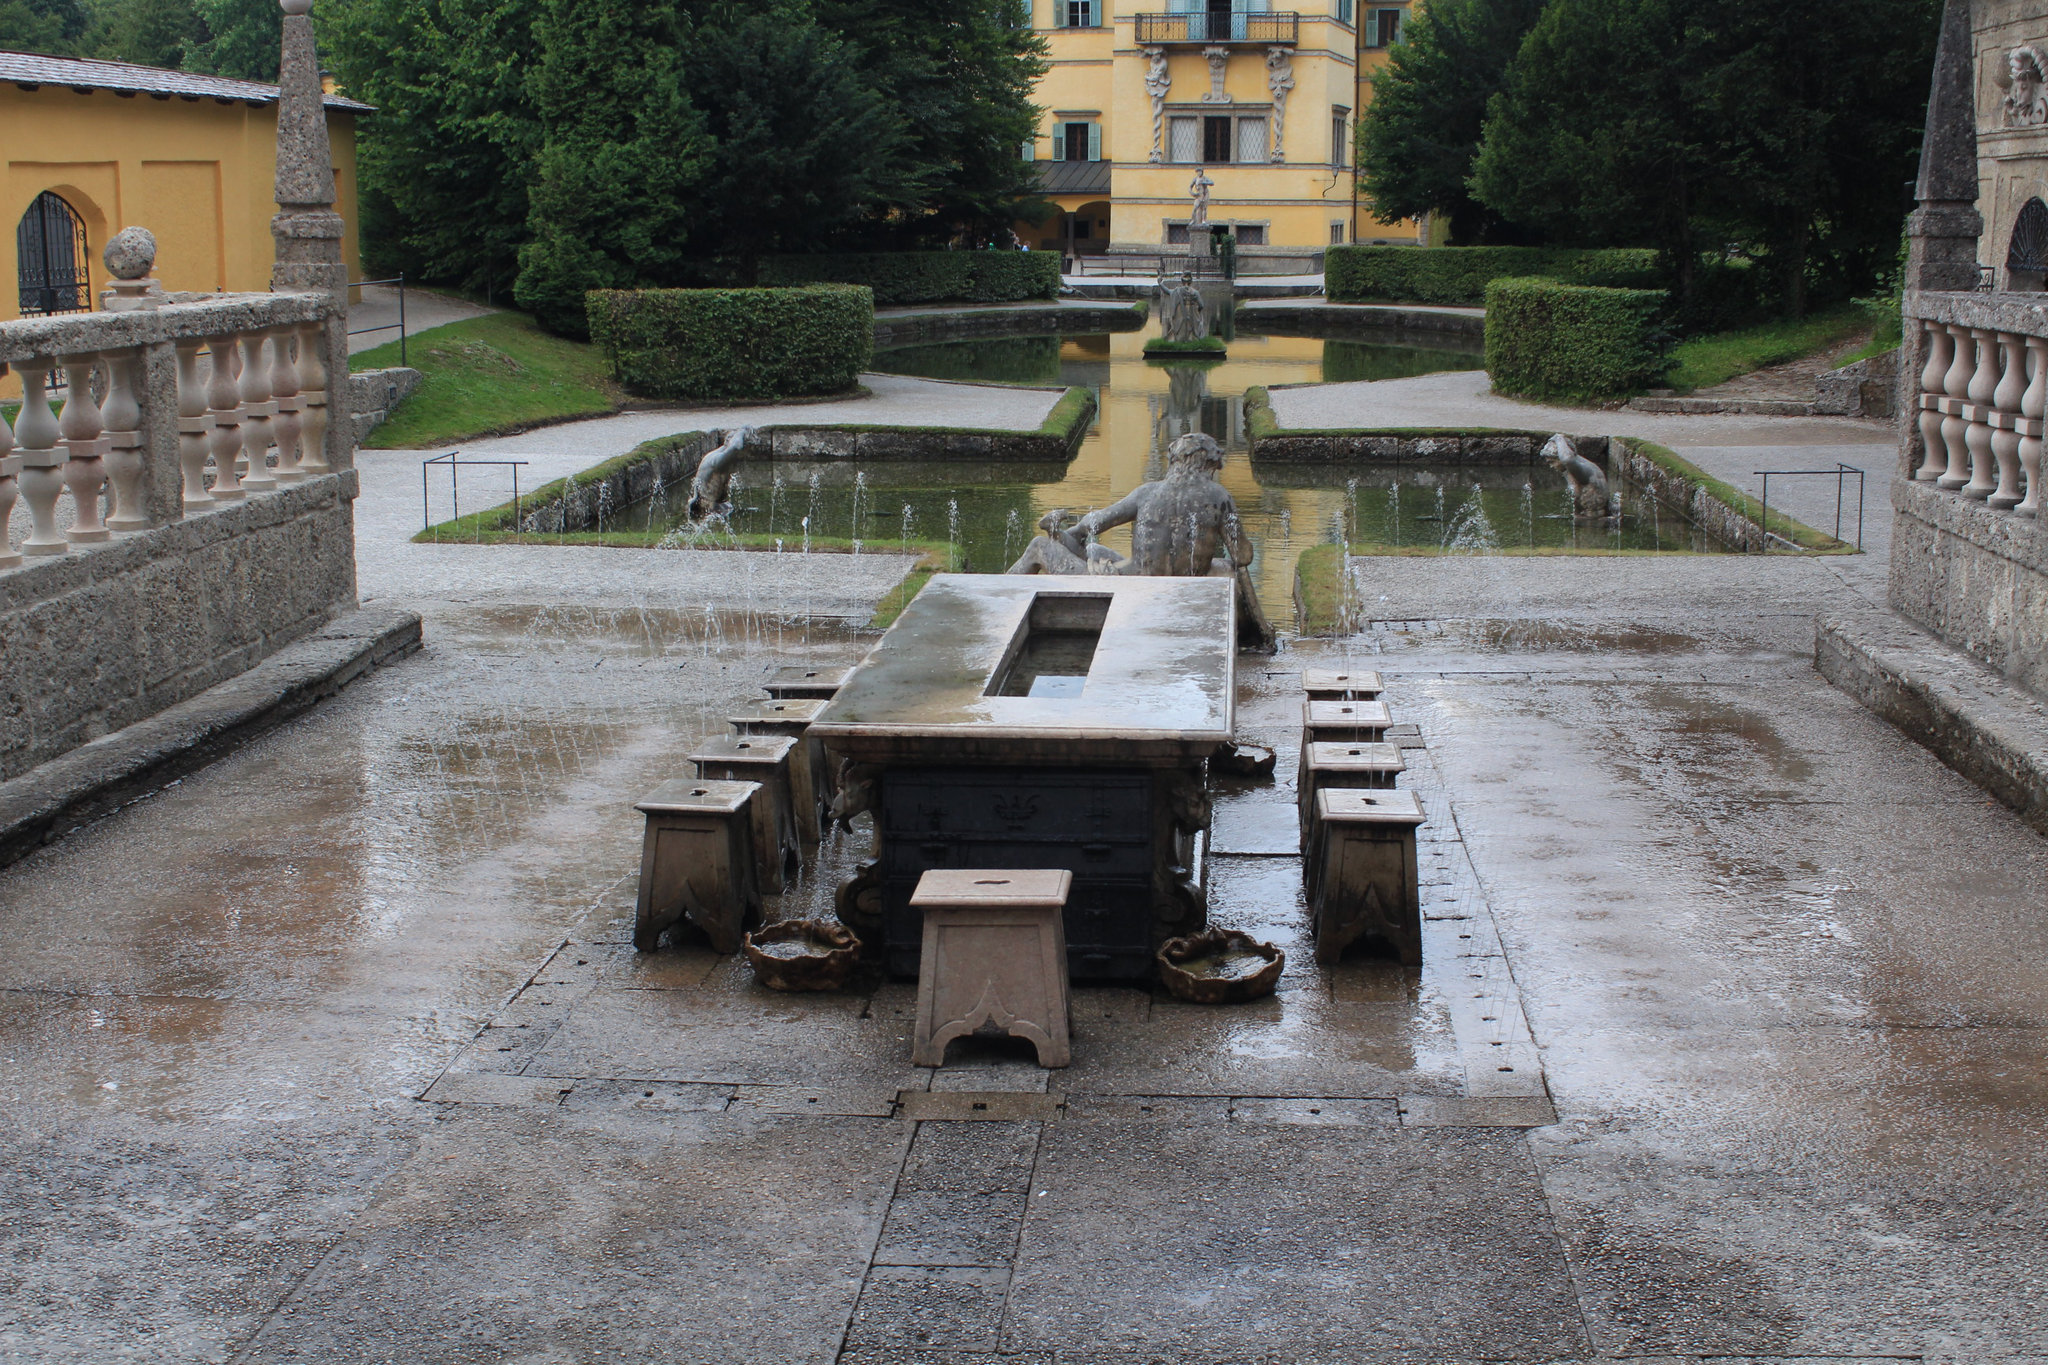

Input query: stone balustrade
[0,291,347,571]
[1907,292,2048,518]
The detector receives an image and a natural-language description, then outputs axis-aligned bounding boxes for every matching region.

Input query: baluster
[268,327,303,482]
[295,322,330,476]
[175,341,214,507]
[1991,332,2029,510]
[59,354,110,543]
[14,361,70,555]
[206,336,245,499]
[101,350,149,531]
[2021,336,2046,519]
[237,332,277,491]
[1962,326,2001,500]
[1939,324,1975,489]
[0,365,18,571]
[1917,320,1953,481]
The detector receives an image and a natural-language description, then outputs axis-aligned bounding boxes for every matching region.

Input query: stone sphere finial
[103,227,157,281]
[280,0,312,14]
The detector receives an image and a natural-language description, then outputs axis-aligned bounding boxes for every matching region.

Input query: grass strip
[1621,438,1852,553]
[1663,307,1868,393]
[354,312,623,448]
[412,432,711,542]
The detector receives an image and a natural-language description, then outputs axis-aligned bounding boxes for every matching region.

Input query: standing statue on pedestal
[1007,431,1277,650]
[1160,270,1207,342]
[1188,167,1214,229]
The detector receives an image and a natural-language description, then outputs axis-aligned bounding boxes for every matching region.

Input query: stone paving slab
[1003,1119,1587,1359]
[240,1107,909,1365]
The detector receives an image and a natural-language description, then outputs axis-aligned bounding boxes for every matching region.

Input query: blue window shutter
[1088,123,1102,161]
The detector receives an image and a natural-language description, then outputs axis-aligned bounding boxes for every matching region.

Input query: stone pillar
[269,0,354,476]
[1902,0,1985,481]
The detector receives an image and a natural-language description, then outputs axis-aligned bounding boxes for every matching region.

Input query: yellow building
[1018,0,1416,262]
[1,50,363,322]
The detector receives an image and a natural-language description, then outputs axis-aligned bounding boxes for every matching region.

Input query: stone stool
[1298,739,1405,859]
[764,665,851,701]
[729,697,829,847]
[1303,697,1393,745]
[689,735,800,893]
[1302,667,1383,700]
[910,869,1073,1069]
[633,778,762,953]
[1309,788,1426,967]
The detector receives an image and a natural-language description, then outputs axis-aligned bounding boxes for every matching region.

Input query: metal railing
[1134,11,1298,43]
[347,273,407,366]
[1756,464,1866,551]
[421,450,528,534]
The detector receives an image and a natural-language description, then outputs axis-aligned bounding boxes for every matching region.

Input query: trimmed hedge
[1326,245,1661,306]
[1483,277,1668,401]
[757,252,1060,306]
[586,283,874,402]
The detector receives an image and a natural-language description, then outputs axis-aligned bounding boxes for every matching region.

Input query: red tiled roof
[0,49,373,111]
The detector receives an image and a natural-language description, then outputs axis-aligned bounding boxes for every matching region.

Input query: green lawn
[351,311,622,448]
[1664,307,1868,393]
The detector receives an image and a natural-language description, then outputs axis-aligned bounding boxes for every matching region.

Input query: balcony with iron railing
[1134,11,1298,43]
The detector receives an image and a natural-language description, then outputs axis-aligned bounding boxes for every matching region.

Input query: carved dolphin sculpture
[686,426,760,522]
[1542,433,1612,521]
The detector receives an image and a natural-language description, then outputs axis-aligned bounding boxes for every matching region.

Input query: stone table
[811,573,1236,983]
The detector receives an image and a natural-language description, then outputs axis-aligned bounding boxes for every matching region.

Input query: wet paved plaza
[4,419,2047,1361]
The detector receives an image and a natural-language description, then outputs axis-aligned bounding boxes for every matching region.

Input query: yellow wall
[1,85,360,321]
[1019,0,1417,254]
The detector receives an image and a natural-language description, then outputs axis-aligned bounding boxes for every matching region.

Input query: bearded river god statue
[1007,431,1278,650]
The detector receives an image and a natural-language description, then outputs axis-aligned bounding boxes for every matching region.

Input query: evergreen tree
[677,3,907,265]
[513,0,708,335]
[810,0,1046,245]
[1355,0,1547,244]
[97,0,205,68]
[0,0,89,54]
[323,0,544,296]
[189,0,280,78]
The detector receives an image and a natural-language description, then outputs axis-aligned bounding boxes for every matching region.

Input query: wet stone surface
[2,445,2045,1360]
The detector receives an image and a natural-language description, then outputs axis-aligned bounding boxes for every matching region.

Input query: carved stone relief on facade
[1996,44,2048,126]
[1265,48,1294,161]
[1144,46,1171,162]
[1202,46,1232,102]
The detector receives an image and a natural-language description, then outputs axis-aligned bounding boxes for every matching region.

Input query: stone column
[269,0,354,476]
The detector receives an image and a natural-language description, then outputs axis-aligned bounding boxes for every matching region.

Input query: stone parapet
[1888,476,2048,697]
[0,471,360,782]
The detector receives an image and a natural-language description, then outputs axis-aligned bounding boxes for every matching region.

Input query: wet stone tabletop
[1,444,2046,1361]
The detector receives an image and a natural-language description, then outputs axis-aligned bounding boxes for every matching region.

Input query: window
[16,190,90,317]
[1168,116,1200,163]
[1058,121,1102,161]
[1022,140,1036,161]
[1167,222,1191,244]
[1336,0,1353,22]
[1331,222,1346,244]
[1236,116,1268,163]
[1331,107,1349,166]
[1365,6,1403,47]
[1203,115,1233,163]
[1055,0,1097,26]
[1236,224,1266,245]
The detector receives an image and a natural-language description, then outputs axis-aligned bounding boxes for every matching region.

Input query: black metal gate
[17,191,90,317]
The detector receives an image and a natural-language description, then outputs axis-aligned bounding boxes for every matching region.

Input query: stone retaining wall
[1249,429,1551,464]
[872,306,1144,350]
[1889,477,2048,697]
[0,471,360,783]
[1605,438,1773,554]
[1234,303,1485,342]
[349,366,422,442]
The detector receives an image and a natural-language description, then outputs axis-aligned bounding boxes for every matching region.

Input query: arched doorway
[2007,196,2048,290]
[17,191,91,316]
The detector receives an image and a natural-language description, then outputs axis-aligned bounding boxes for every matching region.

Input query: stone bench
[633,778,762,953]
[689,735,799,894]
[1302,667,1384,700]
[909,869,1073,1069]
[1297,739,1405,857]
[1309,788,1426,967]
[729,697,830,847]
[764,665,851,701]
